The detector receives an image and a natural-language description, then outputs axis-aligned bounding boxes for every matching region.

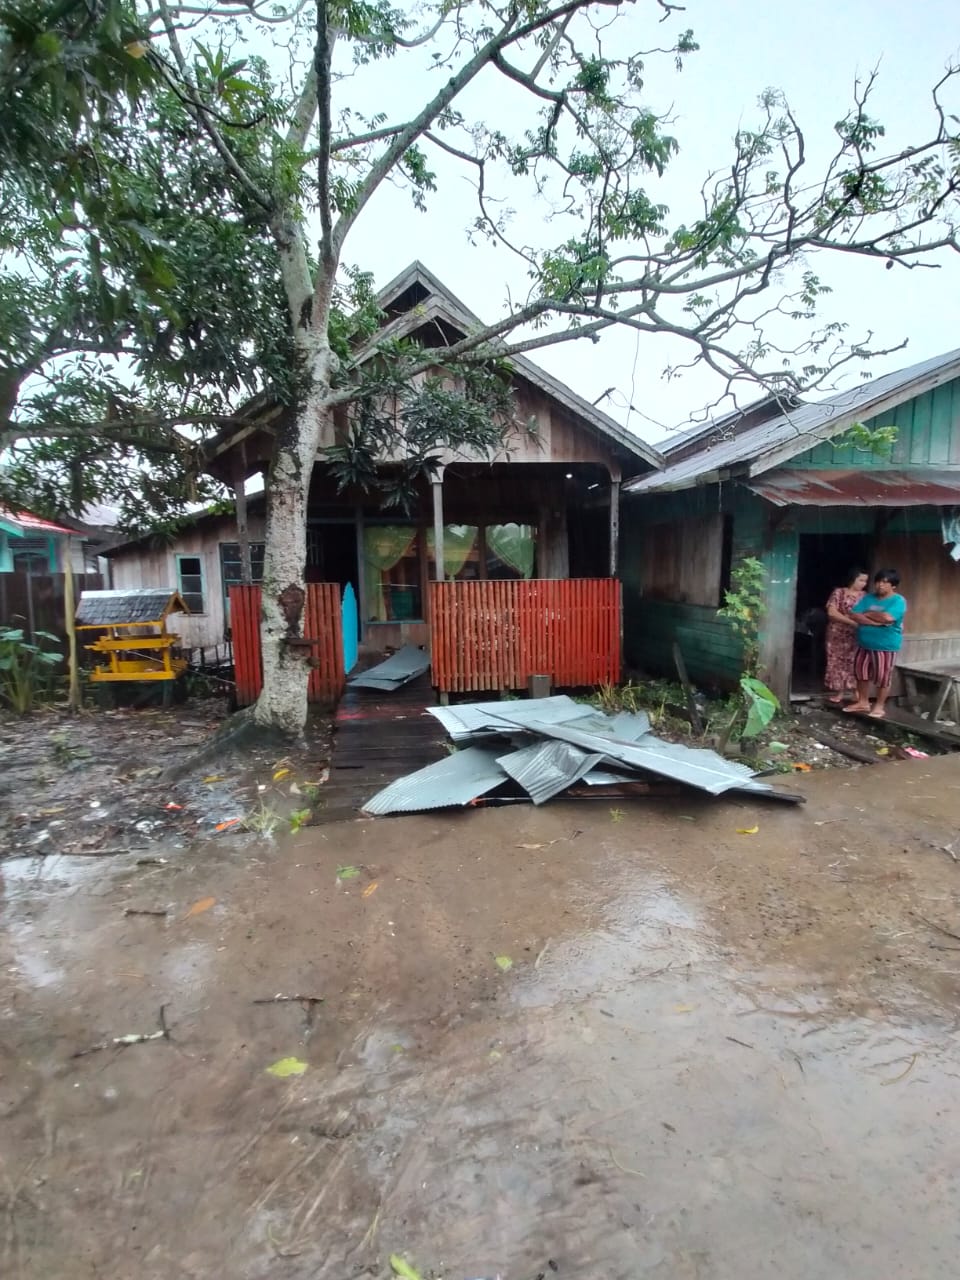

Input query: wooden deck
[320,674,445,820]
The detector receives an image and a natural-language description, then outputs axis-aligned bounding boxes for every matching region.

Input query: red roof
[0,505,76,535]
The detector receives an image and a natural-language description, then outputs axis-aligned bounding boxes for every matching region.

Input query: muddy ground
[3,753,960,1280]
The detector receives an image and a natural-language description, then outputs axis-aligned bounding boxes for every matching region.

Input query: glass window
[485,523,536,579]
[363,525,421,621]
[176,554,206,614]
[426,525,480,581]
[220,542,265,619]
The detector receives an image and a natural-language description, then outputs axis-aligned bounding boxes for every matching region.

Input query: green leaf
[389,1256,424,1280]
[494,954,513,972]
[265,1056,308,1078]
[740,676,779,738]
[336,864,361,880]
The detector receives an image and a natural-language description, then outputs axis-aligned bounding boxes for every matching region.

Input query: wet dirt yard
[3,754,960,1279]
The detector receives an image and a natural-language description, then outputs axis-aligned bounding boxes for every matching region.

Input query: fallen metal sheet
[426,695,596,742]
[494,715,772,797]
[497,740,607,805]
[362,746,507,815]
[349,644,430,690]
[582,767,639,785]
[573,709,652,741]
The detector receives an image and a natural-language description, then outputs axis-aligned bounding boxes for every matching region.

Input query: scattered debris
[72,1004,171,1058]
[736,826,759,836]
[494,954,514,972]
[336,864,361,880]
[185,896,216,918]
[880,1053,918,1086]
[349,645,430,692]
[389,1256,424,1280]
[362,880,379,898]
[124,907,168,918]
[363,696,802,815]
[265,1056,308,1078]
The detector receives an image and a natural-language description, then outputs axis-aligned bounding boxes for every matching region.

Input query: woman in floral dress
[824,568,868,702]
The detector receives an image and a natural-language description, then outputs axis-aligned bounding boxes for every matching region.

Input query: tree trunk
[253,340,333,736]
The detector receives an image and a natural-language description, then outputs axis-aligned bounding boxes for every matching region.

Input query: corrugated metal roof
[0,505,76,536]
[75,589,187,625]
[361,745,507,814]
[497,739,606,805]
[747,468,960,507]
[426,695,596,742]
[624,348,960,495]
[348,644,430,690]
[494,714,772,797]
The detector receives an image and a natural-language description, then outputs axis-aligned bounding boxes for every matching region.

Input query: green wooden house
[621,348,960,701]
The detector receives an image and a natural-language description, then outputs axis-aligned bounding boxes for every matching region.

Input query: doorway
[306,522,358,594]
[792,532,872,691]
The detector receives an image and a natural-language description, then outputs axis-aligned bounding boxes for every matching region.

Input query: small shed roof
[746,467,960,507]
[76,589,189,626]
[0,505,77,537]
[624,347,960,496]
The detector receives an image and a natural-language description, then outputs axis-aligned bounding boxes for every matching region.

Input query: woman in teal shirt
[842,569,907,719]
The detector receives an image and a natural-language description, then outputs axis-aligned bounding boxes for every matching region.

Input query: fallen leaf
[165,802,184,811]
[185,896,216,918]
[336,865,361,880]
[273,768,291,782]
[389,1257,423,1280]
[768,741,789,753]
[791,762,812,772]
[516,842,545,850]
[202,774,225,784]
[673,1003,695,1013]
[494,954,513,972]
[215,818,240,832]
[736,825,759,836]
[362,881,379,898]
[289,781,301,795]
[265,1056,308,1079]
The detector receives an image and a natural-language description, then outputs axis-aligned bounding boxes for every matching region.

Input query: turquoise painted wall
[0,531,12,573]
[793,374,960,469]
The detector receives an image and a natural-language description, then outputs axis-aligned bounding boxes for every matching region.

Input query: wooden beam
[608,475,621,576]
[431,469,445,581]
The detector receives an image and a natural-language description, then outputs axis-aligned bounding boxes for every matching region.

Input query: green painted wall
[792,374,960,469]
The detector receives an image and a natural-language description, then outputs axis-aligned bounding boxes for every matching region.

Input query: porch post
[431,467,446,580]
[354,504,366,639]
[608,470,621,577]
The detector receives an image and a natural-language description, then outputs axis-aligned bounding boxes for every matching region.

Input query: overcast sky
[321,0,960,443]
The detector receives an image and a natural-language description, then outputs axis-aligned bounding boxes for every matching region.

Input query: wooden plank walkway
[319,673,446,820]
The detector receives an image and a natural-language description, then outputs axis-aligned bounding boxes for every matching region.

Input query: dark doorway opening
[792,531,872,692]
[306,522,358,594]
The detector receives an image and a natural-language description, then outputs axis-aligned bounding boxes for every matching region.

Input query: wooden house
[621,348,960,701]
[107,263,663,691]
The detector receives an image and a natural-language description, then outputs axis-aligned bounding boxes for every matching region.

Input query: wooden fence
[0,571,103,644]
[229,583,346,707]
[430,578,621,694]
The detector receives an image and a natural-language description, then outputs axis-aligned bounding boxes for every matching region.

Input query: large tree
[3,0,959,733]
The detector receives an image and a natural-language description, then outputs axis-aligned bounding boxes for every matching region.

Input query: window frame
[175,552,206,615]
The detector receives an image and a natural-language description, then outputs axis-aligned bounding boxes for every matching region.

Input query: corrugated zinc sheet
[497,739,606,805]
[362,746,507,815]
[426,695,596,741]
[747,468,960,507]
[624,348,960,495]
[495,714,772,797]
[349,644,430,690]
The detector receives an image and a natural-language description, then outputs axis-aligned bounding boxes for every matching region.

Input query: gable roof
[75,588,188,626]
[0,505,77,537]
[624,347,960,496]
[368,261,663,470]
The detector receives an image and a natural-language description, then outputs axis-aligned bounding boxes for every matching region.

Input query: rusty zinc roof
[746,468,960,507]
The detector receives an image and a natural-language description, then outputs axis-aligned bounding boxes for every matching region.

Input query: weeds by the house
[0,627,63,714]
[242,800,281,836]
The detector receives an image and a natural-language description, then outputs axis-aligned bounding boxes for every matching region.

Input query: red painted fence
[229,583,346,707]
[430,578,621,694]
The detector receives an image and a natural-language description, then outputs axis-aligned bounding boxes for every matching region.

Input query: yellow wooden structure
[75,588,190,683]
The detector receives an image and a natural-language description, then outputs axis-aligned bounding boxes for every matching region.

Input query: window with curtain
[363,525,421,621]
[485,523,536,579]
[426,525,480,580]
